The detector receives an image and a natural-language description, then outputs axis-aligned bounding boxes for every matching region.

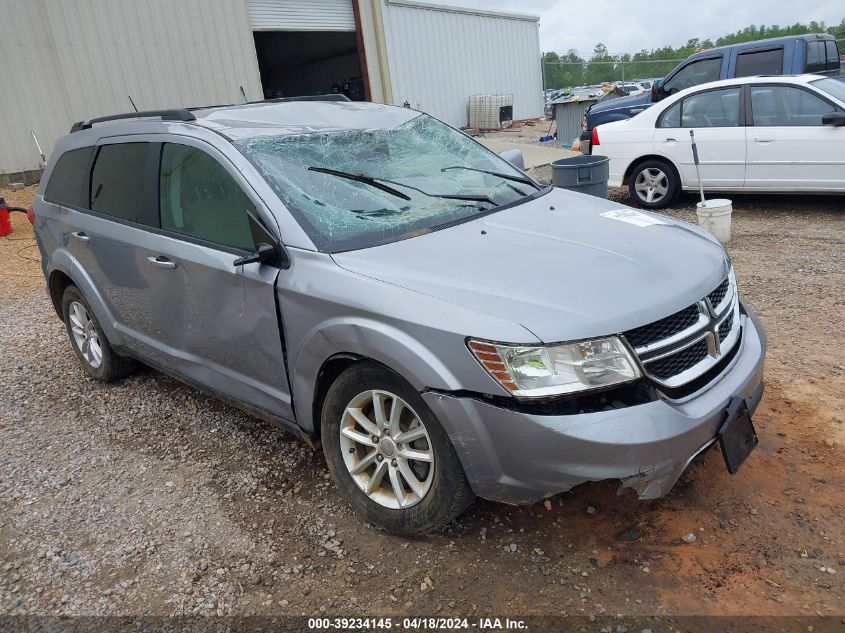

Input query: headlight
[468,336,641,398]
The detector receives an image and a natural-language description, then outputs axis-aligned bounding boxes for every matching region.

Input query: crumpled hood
[332,189,729,343]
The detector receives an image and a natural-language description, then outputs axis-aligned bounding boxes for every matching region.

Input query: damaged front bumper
[422,310,766,505]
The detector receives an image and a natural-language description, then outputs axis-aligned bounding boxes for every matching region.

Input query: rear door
[131,138,292,420]
[733,47,784,78]
[63,141,162,337]
[654,86,746,188]
[746,84,845,190]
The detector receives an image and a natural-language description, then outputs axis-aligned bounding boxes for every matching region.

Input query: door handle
[71,231,90,243]
[663,137,678,142]
[754,137,774,143]
[147,256,177,269]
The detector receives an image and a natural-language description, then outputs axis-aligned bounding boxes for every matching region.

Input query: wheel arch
[47,269,73,318]
[45,252,122,345]
[623,153,682,186]
[291,319,475,437]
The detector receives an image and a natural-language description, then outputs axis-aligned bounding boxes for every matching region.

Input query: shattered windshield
[234,113,542,252]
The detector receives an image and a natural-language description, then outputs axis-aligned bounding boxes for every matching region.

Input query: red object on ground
[27,206,35,226]
[0,197,12,237]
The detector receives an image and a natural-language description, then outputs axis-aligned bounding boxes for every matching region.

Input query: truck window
[663,57,722,95]
[806,41,826,73]
[825,41,840,71]
[735,48,783,77]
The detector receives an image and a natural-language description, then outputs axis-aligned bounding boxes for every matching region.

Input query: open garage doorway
[254,31,367,101]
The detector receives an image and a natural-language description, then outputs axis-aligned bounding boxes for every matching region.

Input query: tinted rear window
[806,41,826,73]
[826,40,840,69]
[44,147,93,207]
[90,143,157,226]
[735,48,783,77]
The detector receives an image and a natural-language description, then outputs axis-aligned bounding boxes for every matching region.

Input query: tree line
[543,19,845,90]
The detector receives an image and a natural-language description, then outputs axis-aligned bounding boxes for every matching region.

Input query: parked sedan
[591,75,845,208]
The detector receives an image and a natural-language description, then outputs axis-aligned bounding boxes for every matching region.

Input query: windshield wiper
[308,166,496,205]
[440,165,540,188]
[308,166,411,201]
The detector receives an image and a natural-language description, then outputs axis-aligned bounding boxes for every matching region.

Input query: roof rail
[187,94,351,112]
[70,109,196,133]
[264,94,351,103]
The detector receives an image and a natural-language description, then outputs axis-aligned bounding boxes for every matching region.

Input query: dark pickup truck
[583,33,844,143]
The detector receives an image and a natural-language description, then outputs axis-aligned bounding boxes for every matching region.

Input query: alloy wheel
[68,301,103,369]
[339,390,434,509]
[634,167,669,204]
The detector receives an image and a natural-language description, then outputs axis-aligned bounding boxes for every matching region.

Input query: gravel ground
[1,184,843,621]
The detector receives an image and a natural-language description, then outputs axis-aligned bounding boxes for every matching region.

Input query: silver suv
[33,97,765,534]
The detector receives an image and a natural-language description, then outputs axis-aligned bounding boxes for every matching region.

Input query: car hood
[589,91,652,114]
[332,189,729,343]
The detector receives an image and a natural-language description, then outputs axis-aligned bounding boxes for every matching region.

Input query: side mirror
[498,148,525,170]
[822,112,845,127]
[233,242,278,267]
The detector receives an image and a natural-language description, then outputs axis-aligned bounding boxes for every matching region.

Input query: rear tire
[61,285,137,382]
[321,362,474,535]
[628,159,680,209]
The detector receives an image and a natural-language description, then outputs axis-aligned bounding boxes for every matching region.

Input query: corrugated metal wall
[380,0,543,128]
[248,0,355,31]
[0,0,263,178]
[554,100,597,144]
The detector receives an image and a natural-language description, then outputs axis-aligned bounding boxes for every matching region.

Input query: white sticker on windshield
[600,209,667,227]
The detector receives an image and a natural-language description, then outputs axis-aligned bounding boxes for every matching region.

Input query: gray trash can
[551,155,610,198]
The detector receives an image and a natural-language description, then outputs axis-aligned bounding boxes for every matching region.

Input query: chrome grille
[647,339,710,379]
[623,271,741,389]
[708,277,730,309]
[718,311,734,343]
[623,305,701,349]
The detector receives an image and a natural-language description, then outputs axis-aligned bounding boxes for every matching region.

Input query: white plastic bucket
[696,198,732,243]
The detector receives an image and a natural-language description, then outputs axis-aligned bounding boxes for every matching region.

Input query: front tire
[321,363,474,535]
[61,285,137,382]
[628,159,680,209]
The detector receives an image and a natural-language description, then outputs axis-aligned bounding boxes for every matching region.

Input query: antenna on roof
[128,95,139,112]
[240,85,248,104]
[31,130,46,167]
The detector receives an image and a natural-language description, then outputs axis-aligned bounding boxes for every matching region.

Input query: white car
[591,74,845,208]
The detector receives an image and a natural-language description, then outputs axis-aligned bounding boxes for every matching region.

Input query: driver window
[159,144,256,251]
[663,57,722,94]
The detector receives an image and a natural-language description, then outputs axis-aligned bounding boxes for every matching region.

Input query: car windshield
[810,77,845,104]
[235,113,543,252]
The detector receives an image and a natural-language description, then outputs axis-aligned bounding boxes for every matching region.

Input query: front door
[746,84,845,190]
[127,140,291,420]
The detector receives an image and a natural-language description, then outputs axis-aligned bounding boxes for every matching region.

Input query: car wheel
[321,362,475,535]
[628,159,679,209]
[61,285,137,382]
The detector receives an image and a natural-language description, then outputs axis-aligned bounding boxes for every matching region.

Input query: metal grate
[646,339,709,379]
[718,311,734,343]
[708,277,730,309]
[623,304,701,349]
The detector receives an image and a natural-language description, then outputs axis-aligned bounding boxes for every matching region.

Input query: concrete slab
[476,138,579,169]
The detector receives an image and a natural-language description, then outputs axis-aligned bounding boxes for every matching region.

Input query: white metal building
[0,0,543,182]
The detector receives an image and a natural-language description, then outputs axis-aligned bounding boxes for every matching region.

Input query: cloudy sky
[424,0,844,55]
